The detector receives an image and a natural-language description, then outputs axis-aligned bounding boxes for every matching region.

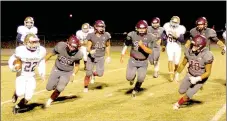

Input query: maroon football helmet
[191,35,207,53]
[94,20,106,34]
[196,17,207,31]
[151,17,160,29]
[135,20,148,36]
[67,35,81,52]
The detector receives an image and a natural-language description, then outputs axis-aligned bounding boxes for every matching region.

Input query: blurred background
[1,1,226,48]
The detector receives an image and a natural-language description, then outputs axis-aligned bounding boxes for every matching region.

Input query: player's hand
[13,65,21,72]
[189,76,201,84]
[221,48,226,55]
[105,56,111,64]
[120,55,124,63]
[90,49,96,55]
[161,46,165,52]
[138,40,143,47]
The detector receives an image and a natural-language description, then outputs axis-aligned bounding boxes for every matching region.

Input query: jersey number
[24,62,38,72]
[189,60,200,71]
[168,34,176,42]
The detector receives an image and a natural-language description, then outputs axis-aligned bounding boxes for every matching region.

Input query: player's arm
[121,33,133,56]
[138,40,152,54]
[200,63,212,80]
[73,61,80,75]
[45,43,59,62]
[176,56,188,73]
[87,40,93,53]
[210,29,226,50]
[16,26,24,44]
[185,29,193,48]
[105,39,111,57]
[160,31,167,50]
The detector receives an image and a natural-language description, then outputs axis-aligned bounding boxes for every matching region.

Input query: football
[13,58,22,71]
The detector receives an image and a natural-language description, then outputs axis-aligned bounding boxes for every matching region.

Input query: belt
[132,57,147,61]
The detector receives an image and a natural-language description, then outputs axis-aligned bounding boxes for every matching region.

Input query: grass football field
[1,47,226,121]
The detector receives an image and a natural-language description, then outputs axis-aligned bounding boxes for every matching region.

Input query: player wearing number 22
[8,34,46,114]
[44,35,83,108]
[83,20,111,92]
[120,20,154,97]
[173,35,214,110]
[161,16,186,82]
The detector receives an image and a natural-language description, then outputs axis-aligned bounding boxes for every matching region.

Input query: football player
[147,17,164,78]
[184,17,226,55]
[16,16,38,46]
[161,16,186,82]
[120,20,154,97]
[8,33,46,114]
[76,23,94,70]
[12,16,39,102]
[44,35,83,108]
[83,20,111,92]
[173,35,214,110]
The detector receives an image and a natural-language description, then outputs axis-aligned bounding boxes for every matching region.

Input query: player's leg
[13,76,26,114]
[166,44,174,81]
[84,56,95,92]
[15,76,37,112]
[44,67,61,107]
[132,61,148,97]
[148,53,154,65]
[173,74,192,110]
[46,71,73,107]
[12,71,22,103]
[46,67,61,91]
[94,57,105,77]
[81,46,88,70]
[153,47,161,78]
[173,44,182,82]
[91,57,105,84]
[126,58,137,86]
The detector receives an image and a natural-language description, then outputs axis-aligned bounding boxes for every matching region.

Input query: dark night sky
[1,1,226,36]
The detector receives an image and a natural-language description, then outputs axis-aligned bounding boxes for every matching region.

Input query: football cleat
[44,98,53,108]
[153,71,159,78]
[173,102,180,110]
[131,90,138,98]
[83,88,88,93]
[12,105,19,114]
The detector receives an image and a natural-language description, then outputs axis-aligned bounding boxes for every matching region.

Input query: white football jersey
[163,22,186,43]
[8,46,46,77]
[76,28,94,41]
[222,31,226,41]
[17,25,38,42]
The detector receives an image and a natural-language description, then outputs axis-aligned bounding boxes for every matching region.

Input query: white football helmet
[24,16,34,29]
[24,33,40,51]
[170,16,180,28]
[82,23,90,33]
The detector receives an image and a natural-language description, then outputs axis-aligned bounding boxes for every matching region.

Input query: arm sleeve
[209,29,219,42]
[124,32,133,46]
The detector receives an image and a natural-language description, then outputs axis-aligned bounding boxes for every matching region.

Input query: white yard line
[1,67,126,106]
[210,103,226,121]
